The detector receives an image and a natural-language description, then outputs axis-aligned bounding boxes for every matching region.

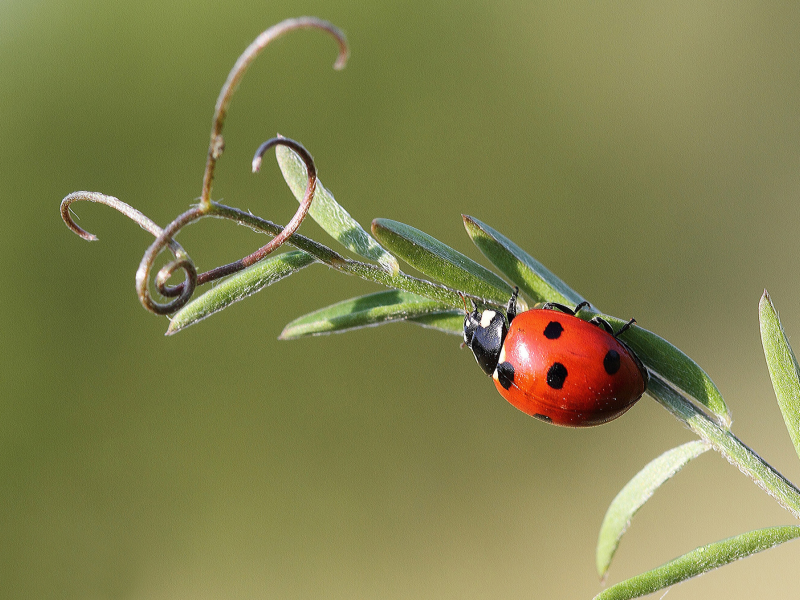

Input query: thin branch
[649,373,800,520]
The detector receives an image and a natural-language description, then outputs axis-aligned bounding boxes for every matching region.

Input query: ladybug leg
[588,316,637,338]
[542,301,591,316]
[613,318,637,338]
[588,316,615,334]
[506,287,520,323]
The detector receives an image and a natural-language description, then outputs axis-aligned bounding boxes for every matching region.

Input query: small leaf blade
[604,317,732,428]
[596,441,709,579]
[167,251,316,334]
[276,144,399,275]
[759,290,800,462]
[595,526,800,600]
[463,215,584,306]
[371,218,516,306]
[280,289,454,339]
[408,311,463,335]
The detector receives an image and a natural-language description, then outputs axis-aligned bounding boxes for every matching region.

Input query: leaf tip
[380,254,401,276]
[760,289,772,309]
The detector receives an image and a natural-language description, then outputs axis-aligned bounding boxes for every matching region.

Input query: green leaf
[276,144,399,275]
[604,317,732,428]
[371,218,516,306]
[407,310,463,335]
[462,215,584,306]
[596,441,709,579]
[279,289,454,339]
[647,373,800,520]
[167,250,316,334]
[595,526,800,600]
[759,290,800,462]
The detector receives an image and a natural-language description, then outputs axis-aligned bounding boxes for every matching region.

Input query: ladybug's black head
[463,307,508,376]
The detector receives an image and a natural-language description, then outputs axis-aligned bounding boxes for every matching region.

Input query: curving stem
[200,16,348,206]
[63,18,347,317]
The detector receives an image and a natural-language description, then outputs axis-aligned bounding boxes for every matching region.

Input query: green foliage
[371,218,515,305]
[596,441,709,579]
[760,290,800,462]
[279,290,456,339]
[99,141,800,597]
[609,320,731,428]
[595,526,800,600]
[276,144,399,275]
[163,146,800,597]
[61,20,800,597]
[167,250,316,334]
[462,215,584,306]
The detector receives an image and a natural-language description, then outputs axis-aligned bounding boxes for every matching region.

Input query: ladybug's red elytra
[463,289,648,426]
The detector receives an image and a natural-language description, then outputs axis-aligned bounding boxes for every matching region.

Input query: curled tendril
[60,191,185,252]
[135,206,204,314]
[132,136,316,314]
[60,191,199,309]
[131,136,319,316]
[248,137,317,260]
[62,17,347,316]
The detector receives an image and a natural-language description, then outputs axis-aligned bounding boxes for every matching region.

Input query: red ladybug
[463,289,647,426]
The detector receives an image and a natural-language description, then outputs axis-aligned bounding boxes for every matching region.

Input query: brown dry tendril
[60,17,349,315]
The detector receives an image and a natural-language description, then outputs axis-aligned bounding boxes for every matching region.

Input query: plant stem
[649,373,800,520]
[209,202,486,309]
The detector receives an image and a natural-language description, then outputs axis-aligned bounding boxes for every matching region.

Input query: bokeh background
[4,1,800,598]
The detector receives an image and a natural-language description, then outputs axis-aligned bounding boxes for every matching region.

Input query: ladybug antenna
[459,293,470,315]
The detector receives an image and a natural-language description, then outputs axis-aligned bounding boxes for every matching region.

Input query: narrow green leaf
[279,290,454,339]
[462,215,584,306]
[602,317,732,428]
[408,311,463,335]
[276,144,399,275]
[648,374,800,520]
[167,251,316,334]
[596,441,709,579]
[371,218,516,306]
[595,526,800,600]
[759,290,800,462]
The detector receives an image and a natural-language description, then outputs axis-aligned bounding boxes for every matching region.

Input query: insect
[463,289,648,426]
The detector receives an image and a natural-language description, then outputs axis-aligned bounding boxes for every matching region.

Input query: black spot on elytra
[496,361,515,390]
[604,350,621,375]
[546,362,568,389]
[533,413,552,423]
[543,321,563,340]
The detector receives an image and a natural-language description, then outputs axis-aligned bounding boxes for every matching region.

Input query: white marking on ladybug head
[498,345,506,365]
[480,310,496,328]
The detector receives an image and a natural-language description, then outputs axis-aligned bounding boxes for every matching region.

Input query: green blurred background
[3,1,800,598]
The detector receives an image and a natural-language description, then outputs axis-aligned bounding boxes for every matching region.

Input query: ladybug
[463,289,648,426]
